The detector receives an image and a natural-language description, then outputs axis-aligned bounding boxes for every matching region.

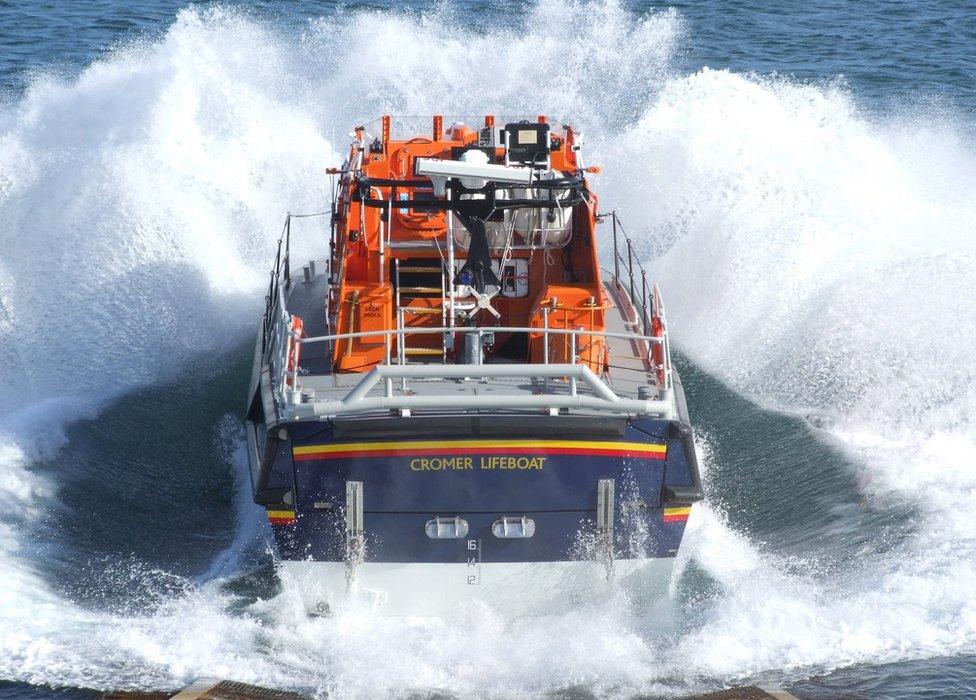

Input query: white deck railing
[268,323,673,421]
[291,363,672,421]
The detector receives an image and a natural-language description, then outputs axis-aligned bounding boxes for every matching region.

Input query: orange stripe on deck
[292,440,667,461]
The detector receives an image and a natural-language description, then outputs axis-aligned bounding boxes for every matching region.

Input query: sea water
[1,2,975,697]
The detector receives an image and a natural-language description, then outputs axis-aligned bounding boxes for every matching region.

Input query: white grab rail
[284,363,672,420]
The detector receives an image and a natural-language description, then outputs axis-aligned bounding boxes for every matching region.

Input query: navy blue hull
[253,417,702,565]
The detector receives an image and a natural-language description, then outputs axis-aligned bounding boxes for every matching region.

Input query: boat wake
[1,1,975,695]
[614,65,976,678]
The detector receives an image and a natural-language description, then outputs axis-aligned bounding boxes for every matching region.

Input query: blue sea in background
[1,1,975,698]
[3,1,974,113]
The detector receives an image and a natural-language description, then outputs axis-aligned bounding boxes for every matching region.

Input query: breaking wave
[612,67,976,678]
[0,1,974,695]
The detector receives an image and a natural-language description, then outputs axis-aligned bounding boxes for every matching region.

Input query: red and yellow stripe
[292,439,667,461]
[662,505,692,524]
[267,509,296,525]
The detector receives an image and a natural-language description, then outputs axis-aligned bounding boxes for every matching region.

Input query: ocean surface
[1,1,975,698]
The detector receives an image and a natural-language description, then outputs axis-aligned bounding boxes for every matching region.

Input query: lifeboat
[245,115,702,616]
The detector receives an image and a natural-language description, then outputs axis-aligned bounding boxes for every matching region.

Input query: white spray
[0,1,974,695]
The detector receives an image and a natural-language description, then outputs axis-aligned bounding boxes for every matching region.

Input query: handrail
[259,211,333,412]
[297,324,666,346]
[286,364,672,421]
[261,210,335,356]
[602,210,672,390]
[273,323,672,420]
[260,215,291,356]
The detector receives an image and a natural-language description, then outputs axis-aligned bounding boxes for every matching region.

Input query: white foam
[1,1,975,695]
[613,64,976,682]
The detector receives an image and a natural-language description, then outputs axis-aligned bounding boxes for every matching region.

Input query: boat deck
[284,270,663,419]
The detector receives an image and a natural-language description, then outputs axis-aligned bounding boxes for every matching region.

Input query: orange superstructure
[324,115,609,374]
